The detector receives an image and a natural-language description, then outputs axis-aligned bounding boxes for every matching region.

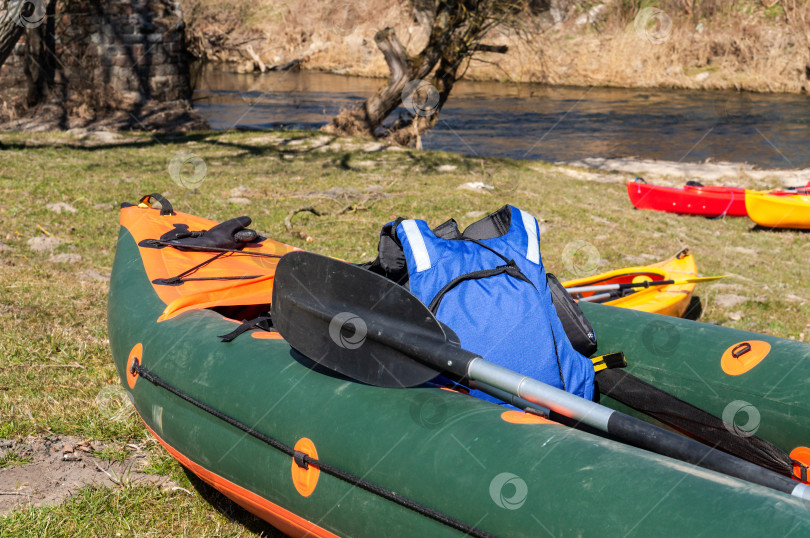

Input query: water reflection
[192,67,810,169]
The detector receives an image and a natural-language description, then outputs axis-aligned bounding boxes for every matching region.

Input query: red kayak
[626,178,809,218]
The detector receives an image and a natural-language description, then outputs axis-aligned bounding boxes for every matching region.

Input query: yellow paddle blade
[668,274,731,285]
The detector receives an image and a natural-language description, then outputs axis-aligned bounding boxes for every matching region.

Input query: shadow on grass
[0,128,516,175]
[750,224,810,234]
[182,466,288,537]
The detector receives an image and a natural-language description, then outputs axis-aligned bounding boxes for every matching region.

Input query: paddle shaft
[462,356,810,501]
[367,326,809,500]
[578,292,615,303]
[567,279,691,294]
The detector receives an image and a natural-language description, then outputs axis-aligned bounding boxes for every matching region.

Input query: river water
[192,68,810,170]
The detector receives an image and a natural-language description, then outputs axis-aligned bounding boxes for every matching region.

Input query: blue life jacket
[395,205,595,402]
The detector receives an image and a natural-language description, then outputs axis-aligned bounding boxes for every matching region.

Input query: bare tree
[325,0,523,146]
[0,0,27,72]
[22,0,56,106]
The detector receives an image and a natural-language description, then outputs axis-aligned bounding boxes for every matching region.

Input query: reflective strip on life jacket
[401,219,432,272]
[517,208,540,264]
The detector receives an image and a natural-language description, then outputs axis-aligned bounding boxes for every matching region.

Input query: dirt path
[564,158,810,187]
[0,436,176,514]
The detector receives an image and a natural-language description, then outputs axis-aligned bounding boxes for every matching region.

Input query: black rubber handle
[139,193,174,216]
[732,342,752,359]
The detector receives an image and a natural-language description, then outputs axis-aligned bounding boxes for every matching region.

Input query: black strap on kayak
[547,273,598,357]
[218,313,276,342]
[140,238,283,259]
[596,368,803,479]
[138,239,283,286]
[129,359,496,538]
[145,250,264,287]
[139,193,174,215]
[590,352,626,373]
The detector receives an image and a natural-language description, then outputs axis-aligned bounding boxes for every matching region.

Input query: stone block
[121,33,146,44]
[111,55,130,67]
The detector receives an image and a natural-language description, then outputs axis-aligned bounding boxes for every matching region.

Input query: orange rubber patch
[721,340,771,376]
[126,343,143,389]
[500,410,554,425]
[291,438,320,497]
[251,331,284,340]
[790,447,810,484]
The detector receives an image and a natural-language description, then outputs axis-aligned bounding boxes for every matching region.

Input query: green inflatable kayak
[109,199,810,536]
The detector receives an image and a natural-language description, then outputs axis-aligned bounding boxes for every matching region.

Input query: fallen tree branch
[268,58,301,71]
[284,207,323,242]
[245,45,266,73]
[284,204,369,242]
[0,362,86,369]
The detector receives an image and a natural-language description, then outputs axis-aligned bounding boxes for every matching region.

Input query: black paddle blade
[271,251,444,388]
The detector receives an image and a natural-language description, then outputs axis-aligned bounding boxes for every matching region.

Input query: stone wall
[1,0,203,129]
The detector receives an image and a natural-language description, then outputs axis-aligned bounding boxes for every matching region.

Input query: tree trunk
[23,0,57,107]
[0,1,26,72]
[325,1,513,145]
[325,28,419,136]
[325,9,457,137]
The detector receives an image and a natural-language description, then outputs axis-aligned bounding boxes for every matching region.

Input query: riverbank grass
[0,129,808,534]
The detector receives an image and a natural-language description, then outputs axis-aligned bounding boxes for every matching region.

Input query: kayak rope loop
[218,313,276,342]
[128,359,497,538]
[139,243,279,286]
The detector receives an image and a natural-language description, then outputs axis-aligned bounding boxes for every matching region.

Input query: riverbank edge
[183,1,810,96]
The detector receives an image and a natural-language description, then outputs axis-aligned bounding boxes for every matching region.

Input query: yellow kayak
[745,192,810,230]
[562,248,698,317]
